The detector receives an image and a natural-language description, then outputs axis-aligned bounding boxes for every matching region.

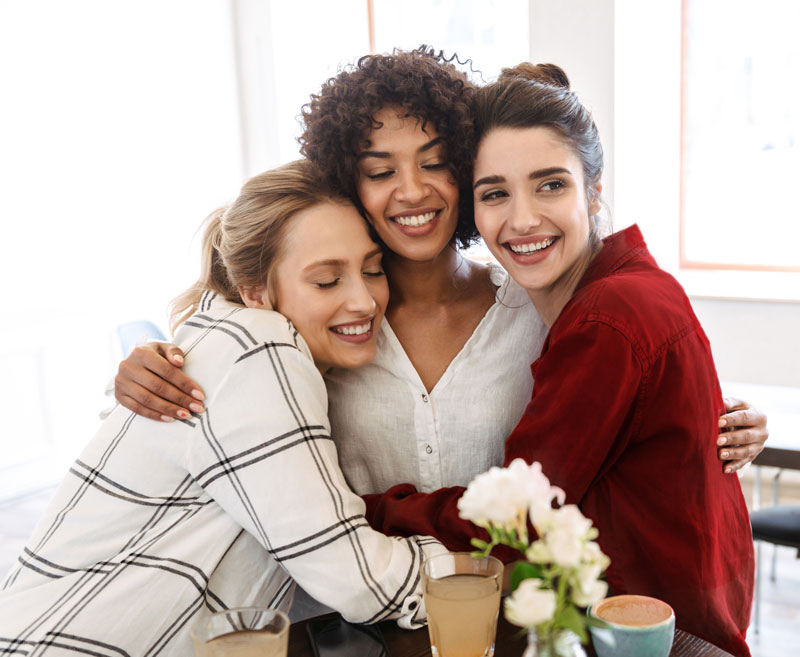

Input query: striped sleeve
[184,309,446,626]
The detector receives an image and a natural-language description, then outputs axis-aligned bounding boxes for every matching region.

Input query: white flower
[543,505,592,567]
[572,578,608,607]
[525,540,552,564]
[504,579,557,627]
[458,459,564,532]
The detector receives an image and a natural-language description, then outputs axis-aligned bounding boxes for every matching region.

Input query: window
[681,0,800,273]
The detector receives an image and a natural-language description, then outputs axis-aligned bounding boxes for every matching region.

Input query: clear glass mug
[421,552,504,657]
[191,606,290,657]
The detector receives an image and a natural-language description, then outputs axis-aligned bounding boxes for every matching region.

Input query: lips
[329,318,375,343]
[504,236,560,263]
[508,237,556,254]
[391,210,437,227]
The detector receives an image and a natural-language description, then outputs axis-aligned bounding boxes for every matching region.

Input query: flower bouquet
[457,459,610,657]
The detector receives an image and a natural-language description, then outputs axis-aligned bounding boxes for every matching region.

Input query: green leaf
[470,538,489,551]
[509,561,543,591]
[555,605,588,643]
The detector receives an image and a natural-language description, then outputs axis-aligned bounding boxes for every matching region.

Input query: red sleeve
[364,320,641,558]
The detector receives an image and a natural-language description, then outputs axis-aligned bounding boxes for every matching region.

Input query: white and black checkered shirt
[0,293,445,656]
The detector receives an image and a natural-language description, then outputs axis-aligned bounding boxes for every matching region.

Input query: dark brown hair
[473,63,604,202]
[299,46,480,249]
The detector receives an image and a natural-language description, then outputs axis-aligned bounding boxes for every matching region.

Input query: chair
[750,502,800,635]
[116,320,167,356]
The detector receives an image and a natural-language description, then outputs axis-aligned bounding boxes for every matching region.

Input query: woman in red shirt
[367,63,755,656]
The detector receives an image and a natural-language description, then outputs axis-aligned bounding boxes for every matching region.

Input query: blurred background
[0,1,798,651]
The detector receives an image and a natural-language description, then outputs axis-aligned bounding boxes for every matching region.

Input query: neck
[384,245,468,307]
[529,243,600,328]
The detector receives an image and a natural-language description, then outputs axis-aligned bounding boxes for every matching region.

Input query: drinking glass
[422,552,503,657]
[191,606,290,657]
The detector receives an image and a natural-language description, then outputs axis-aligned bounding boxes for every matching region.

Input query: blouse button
[425,444,433,454]
[421,393,429,402]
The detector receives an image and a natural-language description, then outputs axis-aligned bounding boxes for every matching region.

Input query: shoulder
[175,296,312,362]
[558,253,700,361]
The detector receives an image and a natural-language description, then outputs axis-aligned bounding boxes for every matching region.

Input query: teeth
[333,321,371,336]
[393,211,436,227]
[509,238,554,254]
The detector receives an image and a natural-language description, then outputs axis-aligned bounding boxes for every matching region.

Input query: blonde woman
[0,160,444,655]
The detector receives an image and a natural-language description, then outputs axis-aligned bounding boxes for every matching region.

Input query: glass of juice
[422,552,503,657]
[191,606,290,657]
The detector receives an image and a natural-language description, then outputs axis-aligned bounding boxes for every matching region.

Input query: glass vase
[521,626,586,657]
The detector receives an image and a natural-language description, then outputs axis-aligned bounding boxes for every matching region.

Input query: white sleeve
[184,314,446,627]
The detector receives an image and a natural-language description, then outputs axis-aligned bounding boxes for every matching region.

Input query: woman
[115,48,767,486]
[365,64,755,656]
[0,161,445,655]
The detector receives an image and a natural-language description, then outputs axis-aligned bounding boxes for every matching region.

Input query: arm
[365,322,641,553]
[717,398,769,473]
[115,342,206,421]
[187,314,445,626]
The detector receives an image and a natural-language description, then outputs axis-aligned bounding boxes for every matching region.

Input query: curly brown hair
[299,46,479,249]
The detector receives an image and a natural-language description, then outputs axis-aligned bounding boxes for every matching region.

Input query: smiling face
[473,126,602,321]
[355,106,460,263]
[244,201,388,373]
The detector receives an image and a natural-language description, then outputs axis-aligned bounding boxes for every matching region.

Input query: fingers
[722,396,748,412]
[721,457,752,474]
[153,342,186,367]
[719,408,764,430]
[718,424,769,446]
[115,345,206,421]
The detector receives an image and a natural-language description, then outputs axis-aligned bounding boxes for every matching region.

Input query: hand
[114,341,206,422]
[717,397,769,474]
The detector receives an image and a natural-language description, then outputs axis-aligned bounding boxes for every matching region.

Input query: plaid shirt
[0,293,444,656]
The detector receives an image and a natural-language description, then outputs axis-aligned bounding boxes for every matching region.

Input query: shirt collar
[575,224,647,294]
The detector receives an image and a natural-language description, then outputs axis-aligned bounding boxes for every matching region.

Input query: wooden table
[287,613,735,657]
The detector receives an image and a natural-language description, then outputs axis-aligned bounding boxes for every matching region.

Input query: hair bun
[498,62,570,89]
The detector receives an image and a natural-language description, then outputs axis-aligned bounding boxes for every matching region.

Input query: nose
[344,277,378,315]
[394,168,427,204]
[508,196,542,233]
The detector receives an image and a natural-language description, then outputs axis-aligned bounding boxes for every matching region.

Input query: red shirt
[364,225,754,657]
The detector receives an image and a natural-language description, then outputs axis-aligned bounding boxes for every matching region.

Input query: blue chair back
[116,320,167,355]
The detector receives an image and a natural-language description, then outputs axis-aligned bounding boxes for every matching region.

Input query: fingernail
[725,467,733,474]
[173,354,184,365]
[718,418,727,428]
[717,436,727,446]
[189,402,205,414]
[177,409,190,420]
[191,389,205,401]
[160,415,175,423]
[721,451,729,459]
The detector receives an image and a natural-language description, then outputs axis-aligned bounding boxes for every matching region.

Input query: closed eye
[315,278,340,289]
[366,170,394,181]
[422,162,448,171]
[364,270,385,278]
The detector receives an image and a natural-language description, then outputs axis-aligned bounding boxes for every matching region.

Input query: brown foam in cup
[592,595,673,627]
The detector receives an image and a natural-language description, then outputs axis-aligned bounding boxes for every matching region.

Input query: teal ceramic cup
[588,594,675,657]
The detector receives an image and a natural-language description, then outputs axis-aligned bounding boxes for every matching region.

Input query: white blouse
[325,264,548,495]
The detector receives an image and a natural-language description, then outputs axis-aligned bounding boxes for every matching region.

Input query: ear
[588,181,603,216]
[238,285,273,310]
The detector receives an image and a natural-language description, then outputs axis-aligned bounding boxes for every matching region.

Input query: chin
[331,346,377,371]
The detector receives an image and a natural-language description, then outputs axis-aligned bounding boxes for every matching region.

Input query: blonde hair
[170,160,345,333]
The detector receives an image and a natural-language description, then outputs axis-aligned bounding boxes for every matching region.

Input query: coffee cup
[588,594,675,657]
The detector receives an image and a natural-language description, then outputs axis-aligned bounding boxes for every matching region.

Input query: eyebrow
[473,167,572,190]
[302,247,383,273]
[357,137,444,161]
